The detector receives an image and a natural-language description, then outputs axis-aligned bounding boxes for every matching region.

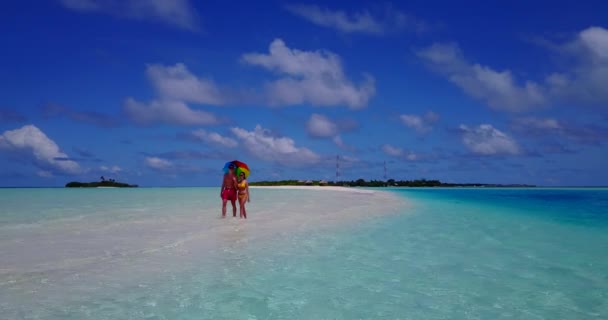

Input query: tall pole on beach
[336,155,340,181]
[384,161,387,181]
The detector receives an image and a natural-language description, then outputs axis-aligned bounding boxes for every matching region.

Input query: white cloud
[417,27,608,111]
[332,135,356,151]
[37,170,54,178]
[242,39,375,109]
[405,152,418,161]
[100,165,122,174]
[0,125,81,175]
[146,63,223,105]
[230,125,320,166]
[60,0,199,31]
[328,154,363,171]
[510,116,606,146]
[381,144,418,160]
[513,117,561,130]
[191,129,237,148]
[144,157,173,170]
[545,26,608,105]
[284,4,427,35]
[123,98,218,126]
[400,111,439,133]
[306,114,355,150]
[459,124,521,156]
[306,113,338,137]
[580,27,608,59]
[124,63,223,126]
[416,43,546,112]
[382,144,403,156]
[332,136,345,148]
[340,155,360,164]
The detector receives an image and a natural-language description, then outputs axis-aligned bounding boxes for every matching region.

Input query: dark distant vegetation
[65,176,138,188]
[249,179,535,188]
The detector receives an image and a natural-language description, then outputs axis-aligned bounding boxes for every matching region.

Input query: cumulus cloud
[123,98,218,126]
[190,129,237,148]
[60,0,199,31]
[381,144,403,156]
[400,111,439,133]
[230,125,320,166]
[544,26,608,105]
[124,63,226,126]
[331,135,355,151]
[417,27,608,112]
[0,125,82,175]
[146,63,223,105]
[142,155,204,175]
[512,117,561,131]
[144,156,173,170]
[126,40,374,124]
[284,3,427,35]
[416,43,546,112]
[306,113,338,137]
[511,116,607,146]
[458,124,521,155]
[242,39,375,109]
[381,144,418,160]
[306,113,355,150]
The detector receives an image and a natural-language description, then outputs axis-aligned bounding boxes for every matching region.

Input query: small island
[65,176,138,188]
[249,179,535,188]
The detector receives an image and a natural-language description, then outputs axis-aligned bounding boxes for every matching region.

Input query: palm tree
[100,176,105,182]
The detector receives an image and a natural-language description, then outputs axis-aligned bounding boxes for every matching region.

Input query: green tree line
[249,179,534,188]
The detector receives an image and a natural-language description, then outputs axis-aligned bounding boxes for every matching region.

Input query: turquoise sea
[1,187,607,319]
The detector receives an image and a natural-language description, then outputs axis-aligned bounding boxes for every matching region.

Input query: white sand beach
[0,187,408,313]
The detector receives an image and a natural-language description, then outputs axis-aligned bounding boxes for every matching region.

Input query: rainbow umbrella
[222,161,236,173]
[222,160,250,178]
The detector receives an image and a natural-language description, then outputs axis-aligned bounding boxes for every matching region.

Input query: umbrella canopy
[222,160,250,178]
[222,161,236,173]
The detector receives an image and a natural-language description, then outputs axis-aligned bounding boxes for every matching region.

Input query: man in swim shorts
[220,164,238,218]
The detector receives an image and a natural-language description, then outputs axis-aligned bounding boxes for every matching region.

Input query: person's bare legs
[243,201,247,219]
[238,197,244,218]
[239,196,247,219]
[221,198,228,218]
[231,199,237,217]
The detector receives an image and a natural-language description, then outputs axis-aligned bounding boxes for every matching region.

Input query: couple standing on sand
[220,163,250,218]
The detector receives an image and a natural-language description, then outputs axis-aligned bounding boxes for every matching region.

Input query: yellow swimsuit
[237,180,247,199]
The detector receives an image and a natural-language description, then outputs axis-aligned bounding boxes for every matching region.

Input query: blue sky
[1,0,607,187]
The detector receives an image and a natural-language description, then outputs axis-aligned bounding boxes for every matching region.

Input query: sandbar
[249,185,375,194]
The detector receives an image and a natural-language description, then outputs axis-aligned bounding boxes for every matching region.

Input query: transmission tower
[336,155,340,180]
[383,161,387,180]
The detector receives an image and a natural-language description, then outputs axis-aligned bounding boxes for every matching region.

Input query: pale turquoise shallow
[0,187,607,319]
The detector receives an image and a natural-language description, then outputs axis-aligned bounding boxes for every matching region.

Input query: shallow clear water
[1,187,607,319]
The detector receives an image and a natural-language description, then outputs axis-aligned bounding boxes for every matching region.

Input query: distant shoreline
[65,181,138,188]
[249,179,537,188]
[1,185,607,189]
[249,185,376,194]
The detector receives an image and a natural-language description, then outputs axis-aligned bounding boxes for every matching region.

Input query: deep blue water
[393,187,608,226]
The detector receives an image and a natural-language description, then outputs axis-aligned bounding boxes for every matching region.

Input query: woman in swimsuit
[237,171,250,219]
